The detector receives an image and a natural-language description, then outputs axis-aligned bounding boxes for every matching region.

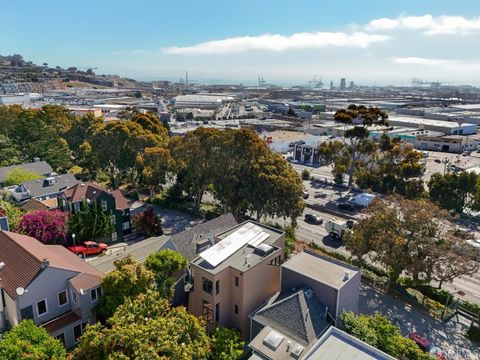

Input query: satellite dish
[16,287,25,296]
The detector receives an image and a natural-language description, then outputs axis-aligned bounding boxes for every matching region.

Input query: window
[234,276,239,287]
[202,277,213,294]
[111,232,117,241]
[110,215,116,225]
[58,290,68,306]
[101,200,107,212]
[90,287,102,302]
[122,222,130,230]
[215,280,220,295]
[73,322,88,343]
[36,299,48,316]
[55,333,65,346]
[20,306,34,321]
[215,303,220,323]
[234,304,238,314]
[71,290,77,304]
[90,288,97,301]
[202,300,213,324]
[73,202,80,213]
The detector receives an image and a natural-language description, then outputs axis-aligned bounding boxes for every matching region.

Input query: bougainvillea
[18,210,69,244]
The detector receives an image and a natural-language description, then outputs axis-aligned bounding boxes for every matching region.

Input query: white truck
[325,218,355,240]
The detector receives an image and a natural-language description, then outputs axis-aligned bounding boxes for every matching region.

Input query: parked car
[314,191,326,198]
[337,202,356,212]
[434,159,442,163]
[408,333,446,360]
[304,213,323,225]
[68,241,108,257]
[302,191,310,199]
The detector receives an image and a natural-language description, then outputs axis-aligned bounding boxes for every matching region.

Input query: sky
[1,0,480,86]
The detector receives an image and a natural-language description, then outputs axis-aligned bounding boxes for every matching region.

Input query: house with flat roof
[301,327,396,360]
[0,231,103,348]
[188,221,285,338]
[248,251,361,360]
[280,251,360,321]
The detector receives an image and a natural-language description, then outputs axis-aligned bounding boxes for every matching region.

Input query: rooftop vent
[0,261,5,271]
[44,177,56,186]
[343,270,350,281]
[196,237,213,254]
[290,343,304,359]
[263,330,284,351]
[253,243,274,256]
[304,288,314,299]
[245,253,252,267]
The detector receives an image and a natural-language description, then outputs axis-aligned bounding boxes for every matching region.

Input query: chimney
[286,341,292,352]
[41,258,49,269]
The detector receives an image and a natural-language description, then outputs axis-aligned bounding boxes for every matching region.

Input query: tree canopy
[428,171,480,213]
[209,326,244,360]
[97,255,155,318]
[0,319,66,360]
[333,104,389,186]
[87,120,166,188]
[145,249,188,300]
[0,198,24,231]
[344,196,480,286]
[170,127,304,223]
[72,291,210,360]
[341,312,432,360]
[3,168,43,186]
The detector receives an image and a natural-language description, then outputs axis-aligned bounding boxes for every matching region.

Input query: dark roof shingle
[252,288,329,346]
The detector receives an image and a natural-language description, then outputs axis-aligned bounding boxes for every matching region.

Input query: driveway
[129,200,201,235]
[359,284,479,360]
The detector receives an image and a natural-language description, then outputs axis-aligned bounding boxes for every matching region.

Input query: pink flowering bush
[18,210,69,244]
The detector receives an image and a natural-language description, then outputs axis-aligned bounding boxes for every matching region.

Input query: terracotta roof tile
[42,311,82,334]
[69,273,101,292]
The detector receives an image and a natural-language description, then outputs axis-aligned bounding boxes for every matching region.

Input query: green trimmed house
[58,182,131,243]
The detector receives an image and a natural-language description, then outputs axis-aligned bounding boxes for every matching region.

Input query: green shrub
[301,169,310,180]
[467,324,480,342]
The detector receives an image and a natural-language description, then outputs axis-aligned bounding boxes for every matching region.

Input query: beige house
[188,221,285,338]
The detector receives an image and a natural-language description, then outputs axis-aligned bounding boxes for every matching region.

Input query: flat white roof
[199,222,269,267]
[389,116,476,128]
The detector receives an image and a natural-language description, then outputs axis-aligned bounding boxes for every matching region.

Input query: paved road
[359,283,479,360]
[89,236,169,272]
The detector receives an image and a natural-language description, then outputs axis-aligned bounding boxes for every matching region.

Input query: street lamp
[442,157,450,174]
[72,233,77,255]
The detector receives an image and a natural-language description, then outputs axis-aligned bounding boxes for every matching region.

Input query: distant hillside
[0,54,129,88]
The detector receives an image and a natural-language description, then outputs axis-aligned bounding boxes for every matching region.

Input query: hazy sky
[1,0,480,85]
